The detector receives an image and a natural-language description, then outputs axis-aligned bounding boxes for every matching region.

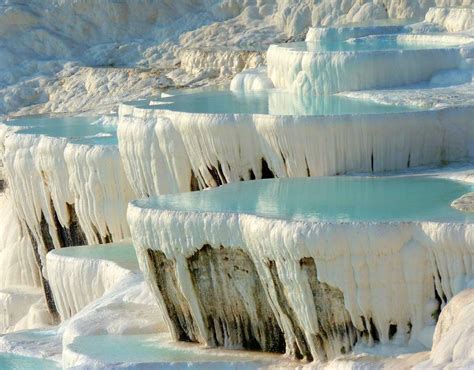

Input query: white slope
[2,0,471,116]
[46,242,139,321]
[415,287,474,369]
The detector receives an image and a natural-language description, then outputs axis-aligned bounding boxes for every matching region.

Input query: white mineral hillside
[0,0,472,116]
[0,0,474,369]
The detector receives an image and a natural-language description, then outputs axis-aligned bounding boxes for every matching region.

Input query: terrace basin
[267,34,473,94]
[128,175,474,362]
[3,115,117,145]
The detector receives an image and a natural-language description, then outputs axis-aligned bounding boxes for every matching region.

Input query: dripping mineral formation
[0,1,474,368]
[128,176,474,362]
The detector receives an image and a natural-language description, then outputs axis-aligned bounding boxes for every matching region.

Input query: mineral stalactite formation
[0,1,474,367]
[118,103,474,198]
[0,121,134,318]
[128,183,474,361]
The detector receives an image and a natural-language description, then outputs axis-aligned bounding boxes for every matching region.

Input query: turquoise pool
[0,353,59,370]
[69,333,287,368]
[5,116,117,145]
[50,243,138,271]
[280,35,462,53]
[137,176,474,223]
[144,89,419,115]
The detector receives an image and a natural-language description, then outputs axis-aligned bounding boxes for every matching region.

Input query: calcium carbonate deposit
[0,1,473,369]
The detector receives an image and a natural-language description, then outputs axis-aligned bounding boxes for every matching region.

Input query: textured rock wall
[144,245,357,360]
[118,104,474,198]
[129,203,474,361]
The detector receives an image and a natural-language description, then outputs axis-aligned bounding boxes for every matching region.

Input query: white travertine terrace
[128,191,474,361]
[118,103,474,198]
[46,242,138,320]
[267,34,473,95]
[1,3,474,366]
[230,67,275,91]
[0,119,134,320]
[0,125,133,249]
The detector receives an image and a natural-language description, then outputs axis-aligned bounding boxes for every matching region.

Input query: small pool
[137,176,474,223]
[51,243,138,270]
[5,116,117,145]
[0,353,59,370]
[280,34,464,53]
[142,89,418,115]
[69,333,289,368]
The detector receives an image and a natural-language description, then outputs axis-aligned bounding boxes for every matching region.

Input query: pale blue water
[0,329,61,370]
[6,116,117,145]
[137,176,474,223]
[70,334,281,368]
[143,89,419,115]
[51,243,138,270]
[282,35,461,52]
[0,353,59,369]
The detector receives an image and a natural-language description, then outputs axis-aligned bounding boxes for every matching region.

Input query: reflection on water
[143,176,474,223]
[280,35,461,52]
[149,89,418,115]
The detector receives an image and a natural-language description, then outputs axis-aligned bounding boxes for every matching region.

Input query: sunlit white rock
[416,288,474,369]
[230,67,274,91]
[128,176,474,361]
[46,242,138,320]
[424,7,474,32]
[267,34,471,95]
[119,101,474,198]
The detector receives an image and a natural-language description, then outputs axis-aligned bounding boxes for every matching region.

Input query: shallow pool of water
[6,116,117,145]
[144,89,419,115]
[0,353,59,370]
[51,243,138,270]
[139,176,474,223]
[281,34,462,52]
[69,333,288,368]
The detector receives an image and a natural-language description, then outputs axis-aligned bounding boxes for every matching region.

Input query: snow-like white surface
[0,193,40,290]
[0,287,51,334]
[2,0,470,116]
[416,288,474,369]
[0,122,133,258]
[180,49,265,81]
[1,0,474,367]
[46,242,138,320]
[119,102,474,197]
[60,272,166,369]
[340,69,474,125]
[425,7,474,32]
[230,67,275,91]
